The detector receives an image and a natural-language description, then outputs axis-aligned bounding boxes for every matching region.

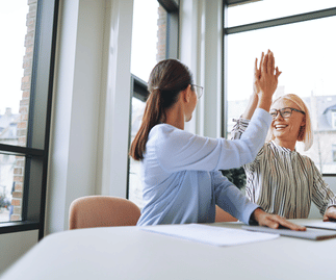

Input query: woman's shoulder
[148,123,196,150]
[150,123,194,139]
[295,151,315,165]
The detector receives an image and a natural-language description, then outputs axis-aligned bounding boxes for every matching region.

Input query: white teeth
[275,125,287,129]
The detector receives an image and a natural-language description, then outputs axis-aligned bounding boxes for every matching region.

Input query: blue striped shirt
[137,109,272,226]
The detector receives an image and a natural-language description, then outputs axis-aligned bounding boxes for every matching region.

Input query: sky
[0,1,28,115]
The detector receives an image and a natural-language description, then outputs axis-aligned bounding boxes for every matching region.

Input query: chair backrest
[69,196,141,230]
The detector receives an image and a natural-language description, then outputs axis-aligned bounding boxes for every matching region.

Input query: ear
[300,115,306,127]
[182,85,192,103]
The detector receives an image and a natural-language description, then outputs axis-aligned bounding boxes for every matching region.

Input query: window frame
[0,0,59,239]
[222,0,336,176]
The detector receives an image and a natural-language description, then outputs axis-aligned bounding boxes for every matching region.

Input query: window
[332,112,336,129]
[128,0,179,208]
[227,0,336,27]
[224,1,336,174]
[0,0,58,239]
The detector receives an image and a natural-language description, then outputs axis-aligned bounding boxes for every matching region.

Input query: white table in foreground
[1,219,335,280]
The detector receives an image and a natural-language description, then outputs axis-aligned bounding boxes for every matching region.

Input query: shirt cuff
[240,203,260,225]
[251,108,272,128]
[248,207,264,225]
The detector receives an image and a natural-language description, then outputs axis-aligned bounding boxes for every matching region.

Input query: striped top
[232,118,336,219]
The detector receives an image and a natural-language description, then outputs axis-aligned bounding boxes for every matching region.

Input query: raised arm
[232,50,281,141]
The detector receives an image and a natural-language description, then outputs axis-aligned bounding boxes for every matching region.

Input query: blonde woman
[232,60,336,220]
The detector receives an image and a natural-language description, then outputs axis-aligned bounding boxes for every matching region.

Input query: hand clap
[256,50,281,97]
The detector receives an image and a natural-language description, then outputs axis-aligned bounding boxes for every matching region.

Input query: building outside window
[224,0,336,174]
[0,1,37,223]
[0,0,58,240]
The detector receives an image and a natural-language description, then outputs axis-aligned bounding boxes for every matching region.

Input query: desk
[1,219,335,280]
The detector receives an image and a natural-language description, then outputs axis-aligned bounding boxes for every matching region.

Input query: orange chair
[69,196,141,230]
[215,205,238,222]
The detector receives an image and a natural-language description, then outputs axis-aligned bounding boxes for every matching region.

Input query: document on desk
[142,224,279,246]
[242,225,336,240]
[303,221,336,231]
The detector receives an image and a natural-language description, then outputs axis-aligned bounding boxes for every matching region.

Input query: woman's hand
[252,208,306,231]
[240,55,263,119]
[256,50,282,98]
[323,206,336,221]
[255,50,281,112]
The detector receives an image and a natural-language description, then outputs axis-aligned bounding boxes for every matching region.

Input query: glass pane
[226,16,336,174]
[0,0,37,147]
[0,154,25,223]
[131,0,166,82]
[129,97,146,209]
[227,0,336,28]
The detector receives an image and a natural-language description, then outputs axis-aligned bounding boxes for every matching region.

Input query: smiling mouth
[275,125,288,130]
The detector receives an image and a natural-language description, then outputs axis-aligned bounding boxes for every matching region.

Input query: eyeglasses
[270,107,305,120]
[191,84,204,99]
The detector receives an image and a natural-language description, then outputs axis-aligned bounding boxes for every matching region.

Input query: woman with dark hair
[130,52,304,230]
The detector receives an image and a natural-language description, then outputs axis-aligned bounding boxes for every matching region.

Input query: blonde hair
[266,93,313,151]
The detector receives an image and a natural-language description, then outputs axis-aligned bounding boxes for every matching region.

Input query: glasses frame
[270,107,305,120]
[191,84,204,99]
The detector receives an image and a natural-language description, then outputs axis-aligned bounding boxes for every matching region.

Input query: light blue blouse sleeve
[156,108,271,173]
[211,171,259,224]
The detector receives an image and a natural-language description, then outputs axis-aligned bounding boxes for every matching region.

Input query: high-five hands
[255,50,282,98]
[254,50,282,113]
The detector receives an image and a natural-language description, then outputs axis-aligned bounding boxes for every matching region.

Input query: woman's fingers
[275,66,282,78]
[267,50,275,75]
[259,53,263,72]
[261,52,267,74]
[261,214,306,231]
[276,218,306,231]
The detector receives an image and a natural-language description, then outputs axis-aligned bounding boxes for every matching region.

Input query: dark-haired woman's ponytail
[129,89,162,160]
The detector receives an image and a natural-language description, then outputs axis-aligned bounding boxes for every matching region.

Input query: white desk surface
[1,219,335,280]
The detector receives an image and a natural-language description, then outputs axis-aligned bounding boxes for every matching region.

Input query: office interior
[1,0,336,273]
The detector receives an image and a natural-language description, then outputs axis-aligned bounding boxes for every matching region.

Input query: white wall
[0,230,38,274]
[45,0,105,235]
[180,0,223,137]
[45,0,133,235]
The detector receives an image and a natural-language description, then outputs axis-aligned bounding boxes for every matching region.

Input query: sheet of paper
[142,224,279,246]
